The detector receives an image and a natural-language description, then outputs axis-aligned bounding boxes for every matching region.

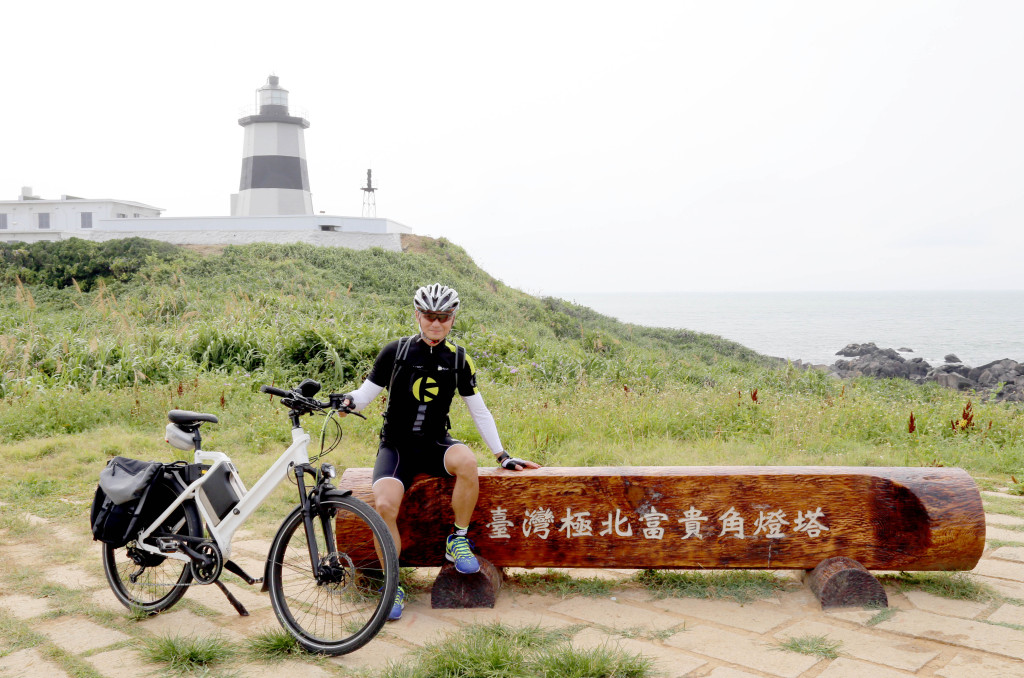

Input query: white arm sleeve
[346,379,384,412]
[462,392,504,456]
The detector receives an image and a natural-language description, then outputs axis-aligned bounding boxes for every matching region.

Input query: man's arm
[344,379,384,412]
[462,393,540,471]
[341,340,397,411]
[462,393,504,455]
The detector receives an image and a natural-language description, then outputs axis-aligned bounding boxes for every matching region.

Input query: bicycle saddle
[168,410,219,426]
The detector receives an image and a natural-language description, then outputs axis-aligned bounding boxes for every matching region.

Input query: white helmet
[413,284,460,313]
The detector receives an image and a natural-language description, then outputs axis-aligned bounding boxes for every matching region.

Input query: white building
[0,187,163,243]
[1,76,410,252]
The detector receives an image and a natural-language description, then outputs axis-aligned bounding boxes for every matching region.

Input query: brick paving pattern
[0,490,1022,677]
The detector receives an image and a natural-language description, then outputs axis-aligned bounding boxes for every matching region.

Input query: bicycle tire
[101,476,202,613]
[267,495,399,655]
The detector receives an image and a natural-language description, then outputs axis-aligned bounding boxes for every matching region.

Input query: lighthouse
[231,76,313,216]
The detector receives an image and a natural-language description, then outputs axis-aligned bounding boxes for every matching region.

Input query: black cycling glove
[496,451,530,470]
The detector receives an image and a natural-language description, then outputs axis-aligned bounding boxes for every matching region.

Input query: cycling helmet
[413,284,460,314]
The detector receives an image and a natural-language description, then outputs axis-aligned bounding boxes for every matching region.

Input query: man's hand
[496,451,540,471]
[333,394,355,417]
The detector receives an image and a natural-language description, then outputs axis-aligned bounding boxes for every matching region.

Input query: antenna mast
[361,169,377,217]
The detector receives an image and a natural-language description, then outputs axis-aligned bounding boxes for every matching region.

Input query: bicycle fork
[294,464,347,587]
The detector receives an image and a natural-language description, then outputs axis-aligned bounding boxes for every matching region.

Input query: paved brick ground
[1,490,1022,677]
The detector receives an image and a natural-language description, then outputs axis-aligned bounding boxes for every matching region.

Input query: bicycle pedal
[155,538,179,553]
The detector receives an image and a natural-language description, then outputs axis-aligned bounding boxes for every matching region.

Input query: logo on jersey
[412,376,439,402]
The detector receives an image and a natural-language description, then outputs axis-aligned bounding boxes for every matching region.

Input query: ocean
[563,291,1024,368]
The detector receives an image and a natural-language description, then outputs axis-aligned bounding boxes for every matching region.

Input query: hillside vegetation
[1,237,1022,525]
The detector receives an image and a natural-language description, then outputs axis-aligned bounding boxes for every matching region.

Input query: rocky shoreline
[792,342,1024,403]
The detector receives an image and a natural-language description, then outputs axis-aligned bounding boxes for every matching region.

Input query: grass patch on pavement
[505,569,618,598]
[878,572,997,602]
[379,622,652,678]
[865,606,898,626]
[983,495,1024,520]
[634,569,787,603]
[140,634,235,674]
[775,634,841,659]
[246,628,303,660]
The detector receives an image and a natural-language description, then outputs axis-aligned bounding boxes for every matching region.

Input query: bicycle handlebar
[260,384,366,419]
[260,385,291,398]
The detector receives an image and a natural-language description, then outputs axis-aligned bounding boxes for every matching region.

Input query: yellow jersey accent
[412,376,439,402]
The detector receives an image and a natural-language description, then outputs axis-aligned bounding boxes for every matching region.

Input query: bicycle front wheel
[267,495,398,655]
[101,477,202,613]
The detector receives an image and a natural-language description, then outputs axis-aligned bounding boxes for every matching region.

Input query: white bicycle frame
[135,426,313,563]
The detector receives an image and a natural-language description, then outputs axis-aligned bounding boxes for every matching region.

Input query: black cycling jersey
[366,336,478,441]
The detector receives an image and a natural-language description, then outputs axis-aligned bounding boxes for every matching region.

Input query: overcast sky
[4,1,1022,295]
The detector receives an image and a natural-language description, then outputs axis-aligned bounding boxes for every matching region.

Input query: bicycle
[96,378,399,655]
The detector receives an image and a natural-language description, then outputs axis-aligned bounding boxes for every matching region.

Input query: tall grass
[1,238,1023,508]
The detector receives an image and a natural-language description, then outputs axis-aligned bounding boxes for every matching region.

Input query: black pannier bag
[90,456,164,547]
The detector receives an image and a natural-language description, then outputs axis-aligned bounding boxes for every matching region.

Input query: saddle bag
[90,456,164,547]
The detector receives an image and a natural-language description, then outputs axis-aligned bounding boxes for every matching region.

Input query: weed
[245,628,302,660]
[505,569,618,598]
[983,496,1024,520]
[530,643,653,677]
[379,623,650,678]
[776,634,841,659]
[987,539,1024,548]
[140,634,234,674]
[0,613,46,658]
[879,572,997,602]
[634,569,787,603]
[865,607,898,626]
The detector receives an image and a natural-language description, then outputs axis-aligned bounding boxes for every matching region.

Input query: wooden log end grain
[430,556,503,609]
[807,556,887,609]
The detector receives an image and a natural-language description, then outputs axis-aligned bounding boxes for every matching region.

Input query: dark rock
[829,342,1022,401]
[898,347,914,353]
[935,372,974,391]
[996,383,1024,402]
[836,342,880,357]
[906,358,930,378]
[968,359,1020,383]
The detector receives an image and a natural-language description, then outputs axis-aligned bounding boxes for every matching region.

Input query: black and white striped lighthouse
[231,76,313,216]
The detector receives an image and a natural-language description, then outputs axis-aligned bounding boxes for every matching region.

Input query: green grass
[865,606,898,626]
[1,239,1022,492]
[878,572,997,602]
[140,634,235,674]
[775,634,841,659]
[379,623,652,678]
[245,628,303,660]
[529,643,653,678]
[984,495,1024,520]
[987,539,1024,548]
[634,569,789,603]
[505,569,618,598]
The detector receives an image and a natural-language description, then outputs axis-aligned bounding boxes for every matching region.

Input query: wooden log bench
[336,466,984,609]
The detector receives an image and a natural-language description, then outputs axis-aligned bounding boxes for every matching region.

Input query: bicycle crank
[189,542,224,584]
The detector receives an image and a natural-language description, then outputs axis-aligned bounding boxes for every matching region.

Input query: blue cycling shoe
[445,534,480,574]
[387,585,405,622]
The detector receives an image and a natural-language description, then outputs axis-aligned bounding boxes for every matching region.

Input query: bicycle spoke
[268,497,397,654]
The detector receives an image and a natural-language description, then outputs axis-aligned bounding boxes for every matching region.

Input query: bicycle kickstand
[214,581,250,616]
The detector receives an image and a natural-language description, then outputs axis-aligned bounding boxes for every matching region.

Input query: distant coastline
[565,290,1024,367]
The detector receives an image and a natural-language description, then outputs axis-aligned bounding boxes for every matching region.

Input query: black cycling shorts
[372,435,462,492]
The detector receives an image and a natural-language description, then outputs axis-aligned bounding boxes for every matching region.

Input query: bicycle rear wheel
[101,476,202,613]
[267,495,398,655]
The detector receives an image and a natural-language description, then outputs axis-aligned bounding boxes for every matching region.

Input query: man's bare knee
[444,445,478,477]
[373,479,405,521]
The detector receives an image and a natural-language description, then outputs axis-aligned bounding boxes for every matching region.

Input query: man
[342,283,539,621]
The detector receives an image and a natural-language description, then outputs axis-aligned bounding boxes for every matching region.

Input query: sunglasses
[420,311,454,323]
